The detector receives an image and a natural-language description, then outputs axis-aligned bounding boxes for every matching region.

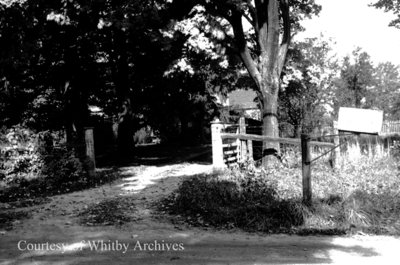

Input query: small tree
[280,37,339,137]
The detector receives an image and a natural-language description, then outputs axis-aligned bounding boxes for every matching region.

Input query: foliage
[332,47,400,120]
[0,126,91,201]
[0,125,43,182]
[161,168,304,233]
[335,47,376,111]
[39,143,88,192]
[372,0,400,28]
[169,0,321,161]
[372,62,400,119]
[162,156,400,235]
[0,0,225,144]
[280,36,339,137]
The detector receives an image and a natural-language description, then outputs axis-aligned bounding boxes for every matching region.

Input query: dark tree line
[0,0,221,155]
[1,0,399,166]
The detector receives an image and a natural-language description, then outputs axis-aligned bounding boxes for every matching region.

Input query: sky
[296,0,400,66]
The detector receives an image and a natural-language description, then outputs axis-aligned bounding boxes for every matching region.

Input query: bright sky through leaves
[296,0,400,65]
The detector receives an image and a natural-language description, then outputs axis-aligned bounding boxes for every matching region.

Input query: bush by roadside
[0,126,120,202]
[160,157,400,235]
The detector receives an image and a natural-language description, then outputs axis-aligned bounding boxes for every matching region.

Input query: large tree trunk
[260,75,281,165]
[228,0,290,167]
[262,93,279,144]
[171,0,292,166]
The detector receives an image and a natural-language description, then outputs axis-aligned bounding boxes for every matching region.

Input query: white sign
[338,107,383,134]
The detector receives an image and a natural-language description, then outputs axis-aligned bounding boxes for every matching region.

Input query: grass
[160,156,400,235]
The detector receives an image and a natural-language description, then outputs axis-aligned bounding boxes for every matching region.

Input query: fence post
[301,134,312,205]
[239,117,247,161]
[331,121,340,168]
[247,139,253,160]
[84,127,96,178]
[211,119,225,169]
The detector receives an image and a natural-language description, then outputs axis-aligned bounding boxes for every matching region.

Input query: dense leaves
[337,48,375,109]
[333,47,400,119]
[0,126,89,201]
[280,37,339,137]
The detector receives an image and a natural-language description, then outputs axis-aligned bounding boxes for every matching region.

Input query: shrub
[162,156,400,235]
[0,125,43,182]
[38,143,88,192]
[0,125,89,201]
[162,166,304,233]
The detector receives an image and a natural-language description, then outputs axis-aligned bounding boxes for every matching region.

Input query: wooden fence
[211,117,336,205]
[381,120,400,135]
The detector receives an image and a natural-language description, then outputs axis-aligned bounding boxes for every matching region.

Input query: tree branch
[254,0,268,54]
[265,0,280,70]
[246,0,259,41]
[242,10,254,26]
[229,12,263,89]
[278,0,291,75]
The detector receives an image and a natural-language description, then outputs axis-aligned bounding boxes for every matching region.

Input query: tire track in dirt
[2,163,212,232]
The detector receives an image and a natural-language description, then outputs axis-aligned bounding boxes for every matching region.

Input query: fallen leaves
[78,197,136,226]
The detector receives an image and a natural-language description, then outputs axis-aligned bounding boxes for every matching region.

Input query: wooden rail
[221,133,335,148]
[212,117,337,206]
[381,121,400,135]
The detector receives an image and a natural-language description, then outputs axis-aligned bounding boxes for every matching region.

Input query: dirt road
[1,163,400,264]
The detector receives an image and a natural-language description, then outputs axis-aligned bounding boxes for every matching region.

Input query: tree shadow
[0,169,385,265]
[96,144,212,168]
[0,151,392,265]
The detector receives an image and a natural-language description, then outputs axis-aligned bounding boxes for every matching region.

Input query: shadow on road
[0,145,396,265]
[96,144,212,168]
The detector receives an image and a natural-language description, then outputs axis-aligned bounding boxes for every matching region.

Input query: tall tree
[371,0,400,119]
[372,62,400,119]
[169,0,321,164]
[0,0,185,152]
[336,48,375,110]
